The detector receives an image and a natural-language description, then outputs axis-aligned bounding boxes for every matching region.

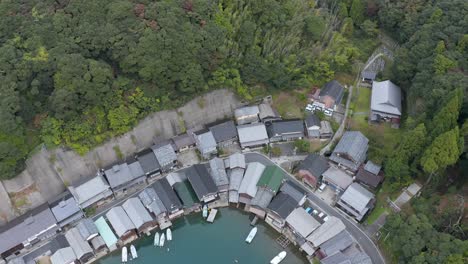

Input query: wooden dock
[207,209,218,223]
[276,235,291,248]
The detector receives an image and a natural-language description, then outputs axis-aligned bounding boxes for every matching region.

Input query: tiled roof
[172,133,195,150]
[250,188,275,209]
[152,144,177,167]
[106,206,135,237]
[371,80,402,115]
[186,164,218,200]
[267,192,298,219]
[286,208,320,238]
[209,158,229,189]
[137,150,161,175]
[64,227,93,260]
[305,114,320,127]
[49,191,83,224]
[279,181,306,203]
[320,80,344,104]
[152,178,183,212]
[237,123,268,144]
[209,120,237,143]
[307,216,345,247]
[339,183,374,215]
[266,120,305,137]
[299,154,329,178]
[122,198,154,229]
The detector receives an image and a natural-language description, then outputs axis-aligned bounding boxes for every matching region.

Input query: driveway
[245,152,385,264]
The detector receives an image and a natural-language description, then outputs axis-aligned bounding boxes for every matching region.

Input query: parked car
[312,210,319,215]
[318,183,327,192]
[324,109,333,116]
[305,207,312,213]
[305,105,313,111]
[318,212,325,218]
[323,216,329,222]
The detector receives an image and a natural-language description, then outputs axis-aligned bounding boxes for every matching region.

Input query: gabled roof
[320,80,344,104]
[250,188,275,209]
[258,103,278,120]
[356,168,383,189]
[234,106,259,119]
[172,133,195,150]
[339,183,374,214]
[152,178,183,212]
[64,227,92,260]
[299,154,329,177]
[371,80,402,115]
[94,217,118,248]
[267,192,298,219]
[128,160,145,179]
[104,163,133,189]
[228,168,245,191]
[138,187,167,216]
[257,166,284,193]
[105,206,135,237]
[307,216,345,247]
[286,208,320,237]
[173,180,199,207]
[122,198,154,229]
[186,164,218,200]
[195,131,217,152]
[305,114,320,128]
[137,150,161,175]
[320,121,333,134]
[49,191,83,223]
[209,158,229,189]
[228,153,246,169]
[322,167,353,190]
[279,180,306,203]
[239,162,266,197]
[364,161,381,175]
[0,203,58,255]
[152,144,177,167]
[69,175,111,205]
[319,230,354,257]
[266,120,304,137]
[331,131,368,165]
[209,120,237,143]
[50,247,76,264]
[76,219,98,241]
[237,123,268,144]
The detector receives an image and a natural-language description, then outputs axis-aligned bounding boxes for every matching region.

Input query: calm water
[98,208,308,264]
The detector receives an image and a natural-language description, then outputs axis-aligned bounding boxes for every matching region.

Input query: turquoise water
[98,208,308,264]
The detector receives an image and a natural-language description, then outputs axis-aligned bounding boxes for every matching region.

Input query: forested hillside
[0,0,368,179]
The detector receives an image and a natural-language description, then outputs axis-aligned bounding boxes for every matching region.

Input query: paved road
[245,152,385,264]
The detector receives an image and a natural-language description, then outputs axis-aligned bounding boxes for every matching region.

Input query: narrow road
[245,152,385,264]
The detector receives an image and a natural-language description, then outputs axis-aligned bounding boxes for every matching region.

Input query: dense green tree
[349,0,365,25]
[421,127,463,175]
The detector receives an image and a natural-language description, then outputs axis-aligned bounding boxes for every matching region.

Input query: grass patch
[272,91,305,119]
[366,201,387,225]
[13,197,28,208]
[113,145,124,160]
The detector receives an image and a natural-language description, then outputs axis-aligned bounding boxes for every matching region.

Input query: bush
[271,146,282,156]
[294,139,311,153]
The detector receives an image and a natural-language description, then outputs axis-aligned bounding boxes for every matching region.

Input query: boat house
[64,227,93,263]
[152,179,184,219]
[186,164,218,203]
[209,158,229,193]
[122,198,156,233]
[105,206,137,243]
[94,217,118,250]
[250,166,285,218]
[238,162,265,205]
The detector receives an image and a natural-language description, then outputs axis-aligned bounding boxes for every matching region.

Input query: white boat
[159,233,166,247]
[154,232,160,246]
[130,245,138,259]
[245,227,257,243]
[202,205,208,218]
[166,228,172,241]
[270,251,287,264]
[121,246,127,263]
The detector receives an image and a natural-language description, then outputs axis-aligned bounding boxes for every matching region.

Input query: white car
[318,183,327,192]
[318,212,325,218]
[312,210,319,215]
[323,216,329,222]
[324,109,333,116]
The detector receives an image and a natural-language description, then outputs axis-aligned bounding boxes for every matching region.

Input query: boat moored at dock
[154,232,160,246]
[130,245,138,259]
[167,228,172,241]
[160,233,166,247]
[202,205,208,218]
[121,246,128,263]
[245,227,257,243]
[270,251,287,264]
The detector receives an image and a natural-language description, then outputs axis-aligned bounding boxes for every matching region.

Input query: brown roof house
[356,161,383,189]
[319,80,344,110]
[298,154,329,189]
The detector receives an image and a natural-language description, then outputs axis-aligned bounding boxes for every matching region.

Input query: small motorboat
[270,251,287,264]
[121,246,127,263]
[245,227,257,243]
[202,205,208,218]
[154,232,160,246]
[130,245,138,259]
[166,228,172,241]
[160,233,166,247]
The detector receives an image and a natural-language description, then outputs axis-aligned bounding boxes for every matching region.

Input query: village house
[258,103,281,122]
[50,247,76,264]
[336,183,375,222]
[319,121,333,139]
[0,203,60,259]
[370,80,402,124]
[104,161,146,196]
[305,114,321,138]
[209,158,229,193]
[186,164,218,203]
[285,207,321,255]
[356,161,384,189]
[317,230,354,258]
[138,187,172,229]
[94,217,118,250]
[152,142,178,172]
[322,166,353,192]
[250,166,285,218]
[298,154,329,189]
[238,162,266,206]
[307,216,346,248]
[69,175,113,209]
[279,181,307,206]
[171,132,196,152]
[105,206,137,243]
[151,179,184,220]
[329,131,369,172]
[318,80,344,110]
[234,106,259,125]
[194,130,218,159]
[49,191,84,228]
[209,120,238,147]
[122,198,156,234]
[76,219,99,242]
[237,123,269,149]
[266,120,305,142]
[64,227,94,263]
[136,149,161,177]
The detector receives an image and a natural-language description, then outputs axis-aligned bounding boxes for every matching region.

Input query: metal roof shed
[105,206,136,238]
[257,165,284,193]
[237,123,269,148]
[50,247,76,264]
[122,198,154,231]
[238,162,266,198]
[94,217,118,248]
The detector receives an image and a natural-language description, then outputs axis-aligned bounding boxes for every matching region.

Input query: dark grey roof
[280,181,306,203]
[152,143,177,167]
[251,188,275,209]
[320,80,344,104]
[266,120,305,137]
[209,120,237,143]
[267,192,298,219]
[49,191,83,224]
[0,203,58,255]
[356,168,383,188]
[104,162,144,190]
[22,235,68,264]
[128,160,145,178]
[319,230,354,256]
[361,71,376,80]
[172,133,195,150]
[186,164,218,200]
[331,131,369,169]
[299,154,329,178]
[209,158,229,189]
[152,178,183,212]
[258,103,279,120]
[137,150,161,175]
[305,114,320,128]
